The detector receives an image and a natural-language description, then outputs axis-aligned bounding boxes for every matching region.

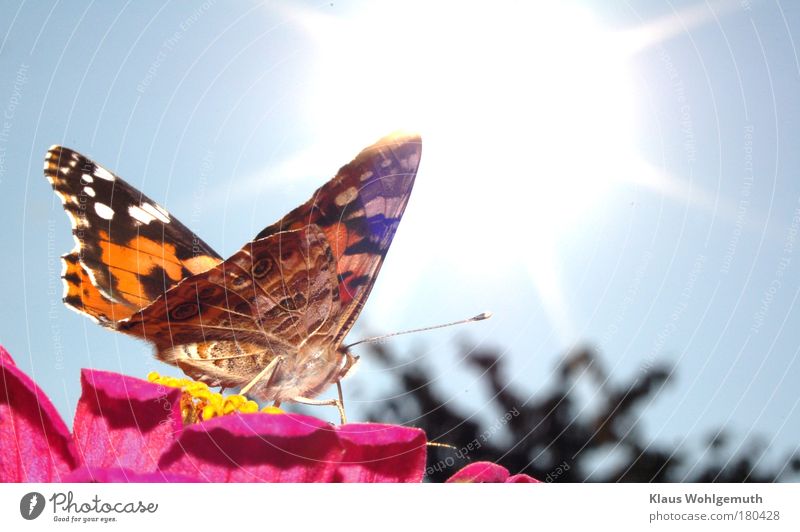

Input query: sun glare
[282,1,641,342]
[297,2,636,225]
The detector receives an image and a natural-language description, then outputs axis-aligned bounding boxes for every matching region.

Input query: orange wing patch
[97,231,185,281]
[62,253,138,323]
[95,230,187,307]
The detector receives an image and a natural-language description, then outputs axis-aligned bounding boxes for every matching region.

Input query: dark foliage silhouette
[361,343,799,482]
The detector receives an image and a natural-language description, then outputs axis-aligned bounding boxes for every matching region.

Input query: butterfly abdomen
[160,340,344,402]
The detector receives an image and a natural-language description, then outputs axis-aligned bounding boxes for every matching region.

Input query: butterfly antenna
[345,312,492,349]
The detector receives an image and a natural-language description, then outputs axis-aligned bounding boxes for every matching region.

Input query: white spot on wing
[94,166,115,181]
[94,202,115,220]
[83,186,96,197]
[81,173,93,184]
[129,205,156,224]
[335,187,358,207]
[141,202,170,223]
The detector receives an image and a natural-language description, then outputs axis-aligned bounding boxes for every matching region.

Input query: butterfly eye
[251,257,273,279]
[170,302,199,321]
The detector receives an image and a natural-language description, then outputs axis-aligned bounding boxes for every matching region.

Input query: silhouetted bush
[362,343,799,482]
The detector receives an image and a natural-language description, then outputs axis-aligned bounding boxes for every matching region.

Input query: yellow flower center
[147,372,281,423]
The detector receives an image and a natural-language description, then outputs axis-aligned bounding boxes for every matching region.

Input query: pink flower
[1,345,538,483]
[0,346,78,481]
[0,345,425,482]
[446,462,540,483]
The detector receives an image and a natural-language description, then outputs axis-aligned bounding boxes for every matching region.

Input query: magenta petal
[0,345,80,481]
[64,466,201,483]
[0,346,14,366]
[506,473,541,483]
[335,423,427,482]
[447,461,510,483]
[73,369,182,473]
[159,413,343,482]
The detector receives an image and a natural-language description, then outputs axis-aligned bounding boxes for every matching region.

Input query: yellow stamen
[146,371,263,423]
[240,401,259,413]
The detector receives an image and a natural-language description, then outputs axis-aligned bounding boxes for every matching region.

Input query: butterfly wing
[45,146,223,324]
[49,133,421,401]
[255,132,422,344]
[119,225,343,401]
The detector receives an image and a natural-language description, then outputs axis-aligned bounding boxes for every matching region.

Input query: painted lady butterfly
[46,133,422,421]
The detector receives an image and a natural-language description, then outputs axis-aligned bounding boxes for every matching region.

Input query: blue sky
[1,0,799,479]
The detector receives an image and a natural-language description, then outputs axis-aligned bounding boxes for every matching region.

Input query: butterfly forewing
[45,146,222,321]
[256,132,422,343]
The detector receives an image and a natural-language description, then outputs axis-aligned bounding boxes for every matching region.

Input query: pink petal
[447,461,510,483]
[64,466,201,482]
[335,423,427,482]
[159,413,343,482]
[0,346,14,366]
[0,345,79,481]
[73,369,182,473]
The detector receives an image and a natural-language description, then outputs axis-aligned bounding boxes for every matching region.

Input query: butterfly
[46,132,422,422]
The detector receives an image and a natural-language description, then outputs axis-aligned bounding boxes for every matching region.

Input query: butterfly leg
[291,383,347,425]
[240,356,284,396]
[337,380,346,422]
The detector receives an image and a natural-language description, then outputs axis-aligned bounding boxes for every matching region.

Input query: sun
[276,1,717,343]
[296,2,635,212]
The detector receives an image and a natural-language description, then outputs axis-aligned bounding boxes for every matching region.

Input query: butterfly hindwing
[46,146,223,322]
[118,225,342,400]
